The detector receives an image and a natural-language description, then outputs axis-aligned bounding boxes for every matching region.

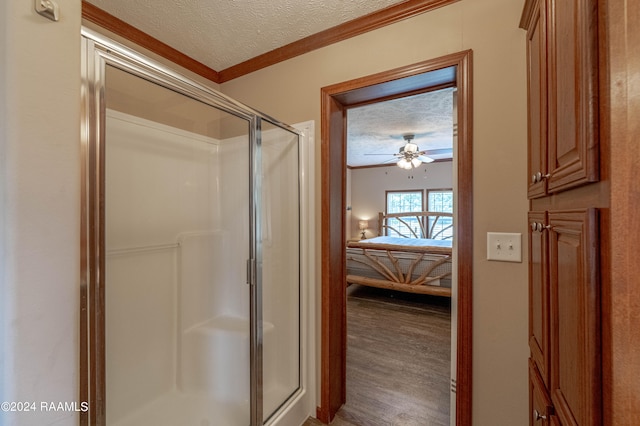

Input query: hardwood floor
[305,284,451,426]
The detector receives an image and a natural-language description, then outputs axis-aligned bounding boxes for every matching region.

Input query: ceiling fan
[395,134,435,169]
[368,134,438,169]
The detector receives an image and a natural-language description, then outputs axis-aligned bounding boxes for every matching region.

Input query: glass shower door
[83,30,309,426]
[256,121,301,423]
[103,65,252,426]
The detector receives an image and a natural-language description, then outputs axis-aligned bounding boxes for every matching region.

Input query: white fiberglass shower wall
[80,29,314,426]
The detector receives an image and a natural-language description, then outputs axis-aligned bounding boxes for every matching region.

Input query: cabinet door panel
[528,211,549,386]
[526,0,547,199]
[548,209,600,426]
[530,359,553,426]
[547,0,599,193]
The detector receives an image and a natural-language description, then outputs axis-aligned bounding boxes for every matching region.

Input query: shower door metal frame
[80,28,303,426]
[250,117,263,426]
[251,118,305,425]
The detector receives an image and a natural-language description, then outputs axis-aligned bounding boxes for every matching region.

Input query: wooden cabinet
[523,0,547,199]
[548,210,601,426]
[530,359,553,425]
[528,209,600,426]
[525,2,640,424]
[523,1,603,424]
[522,0,599,199]
[528,212,549,386]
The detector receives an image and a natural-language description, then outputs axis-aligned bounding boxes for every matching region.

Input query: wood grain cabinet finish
[530,359,554,426]
[528,209,600,426]
[523,0,548,199]
[548,209,600,426]
[528,211,549,387]
[522,0,599,199]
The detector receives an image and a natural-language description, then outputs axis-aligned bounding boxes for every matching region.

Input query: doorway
[319,50,473,425]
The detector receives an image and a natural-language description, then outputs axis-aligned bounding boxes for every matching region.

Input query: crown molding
[81,1,221,83]
[218,0,459,82]
[82,0,459,84]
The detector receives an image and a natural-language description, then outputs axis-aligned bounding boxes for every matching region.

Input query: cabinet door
[530,359,553,426]
[525,0,548,199]
[528,211,549,386]
[546,0,599,193]
[548,209,600,425]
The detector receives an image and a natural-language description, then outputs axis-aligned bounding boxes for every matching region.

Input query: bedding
[345,212,453,297]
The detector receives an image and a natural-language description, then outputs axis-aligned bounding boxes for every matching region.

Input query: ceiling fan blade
[364,153,403,158]
[381,157,399,164]
[418,148,453,156]
[417,155,435,163]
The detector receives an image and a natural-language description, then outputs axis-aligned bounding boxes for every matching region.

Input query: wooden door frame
[318,49,473,424]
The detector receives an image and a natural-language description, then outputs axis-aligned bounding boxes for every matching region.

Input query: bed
[346,211,453,297]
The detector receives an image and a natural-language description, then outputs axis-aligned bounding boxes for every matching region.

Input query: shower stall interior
[80,29,313,426]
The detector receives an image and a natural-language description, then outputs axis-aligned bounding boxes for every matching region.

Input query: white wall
[349,161,453,239]
[1,1,81,424]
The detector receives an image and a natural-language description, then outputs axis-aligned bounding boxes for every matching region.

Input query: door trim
[318,49,473,425]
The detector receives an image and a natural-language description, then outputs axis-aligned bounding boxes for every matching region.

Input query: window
[427,189,453,240]
[385,190,424,238]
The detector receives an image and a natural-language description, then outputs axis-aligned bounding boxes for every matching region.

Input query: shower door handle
[246,258,256,286]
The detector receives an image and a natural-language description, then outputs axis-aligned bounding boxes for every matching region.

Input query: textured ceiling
[347,88,454,167]
[85,0,454,167]
[85,0,405,71]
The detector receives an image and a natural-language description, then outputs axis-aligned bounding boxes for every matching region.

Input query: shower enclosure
[80,29,314,426]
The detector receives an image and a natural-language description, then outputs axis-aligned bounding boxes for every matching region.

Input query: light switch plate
[487,232,522,262]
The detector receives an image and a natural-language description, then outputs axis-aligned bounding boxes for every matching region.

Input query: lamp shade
[397,158,413,169]
[358,220,368,230]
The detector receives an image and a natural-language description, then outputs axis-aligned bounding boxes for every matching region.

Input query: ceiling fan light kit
[395,134,434,169]
[397,157,414,169]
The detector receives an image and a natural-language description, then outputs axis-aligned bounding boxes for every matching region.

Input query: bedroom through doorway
[340,83,455,426]
[319,50,473,425]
